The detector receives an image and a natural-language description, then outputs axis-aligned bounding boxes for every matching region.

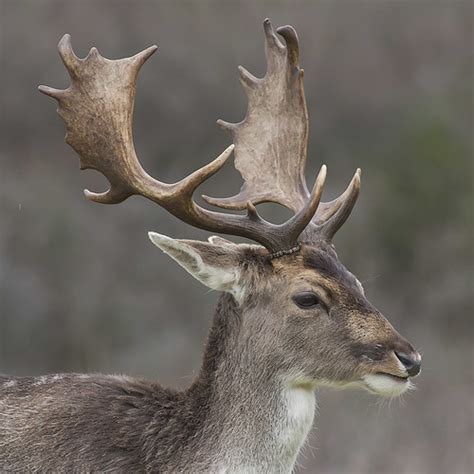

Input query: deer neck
[187,294,316,473]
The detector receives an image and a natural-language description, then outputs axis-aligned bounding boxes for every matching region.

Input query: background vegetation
[1,1,472,473]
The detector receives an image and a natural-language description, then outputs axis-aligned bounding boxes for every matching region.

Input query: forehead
[300,246,360,290]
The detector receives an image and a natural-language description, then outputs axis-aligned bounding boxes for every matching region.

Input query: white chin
[362,374,411,397]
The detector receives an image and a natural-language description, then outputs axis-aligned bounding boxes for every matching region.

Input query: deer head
[39,19,421,398]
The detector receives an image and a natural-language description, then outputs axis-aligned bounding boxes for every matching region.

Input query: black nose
[395,350,422,377]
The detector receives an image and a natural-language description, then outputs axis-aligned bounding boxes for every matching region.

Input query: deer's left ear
[148,232,254,300]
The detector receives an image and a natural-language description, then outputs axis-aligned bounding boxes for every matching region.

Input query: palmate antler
[205,19,361,241]
[39,20,360,254]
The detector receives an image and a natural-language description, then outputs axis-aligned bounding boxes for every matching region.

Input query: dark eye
[292,292,322,309]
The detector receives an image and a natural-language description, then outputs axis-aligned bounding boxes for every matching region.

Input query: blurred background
[0,1,472,473]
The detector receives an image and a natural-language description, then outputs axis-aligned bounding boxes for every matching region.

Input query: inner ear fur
[148,232,263,298]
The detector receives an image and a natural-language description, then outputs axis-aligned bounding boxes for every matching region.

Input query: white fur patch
[207,235,234,246]
[76,374,91,380]
[30,374,67,386]
[3,380,16,388]
[33,375,49,386]
[362,374,411,397]
[278,386,316,467]
[213,385,316,473]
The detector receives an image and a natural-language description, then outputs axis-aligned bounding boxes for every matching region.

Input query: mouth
[362,372,411,397]
[377,372,408,382]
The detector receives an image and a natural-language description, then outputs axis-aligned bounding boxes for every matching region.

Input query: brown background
[1,1,472,473]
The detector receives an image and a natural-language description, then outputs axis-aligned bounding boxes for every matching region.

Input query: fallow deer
[0,19,421,473]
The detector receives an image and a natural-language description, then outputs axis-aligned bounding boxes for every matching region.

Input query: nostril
[395,351,414,368]
[395,351,421,377]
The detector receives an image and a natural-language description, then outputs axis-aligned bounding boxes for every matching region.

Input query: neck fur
[187,294,316,473]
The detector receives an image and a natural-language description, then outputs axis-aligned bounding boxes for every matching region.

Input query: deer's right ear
[148,232,250,300]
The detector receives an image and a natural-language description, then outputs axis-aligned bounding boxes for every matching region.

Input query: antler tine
[263,17,285,55]
[275,25,300,71]
[319,169,361,239]
[284,165,327,242]
[132,45,159,68]
[237,66,259,91]
[37,85,66,100]
[57,34,80,78]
